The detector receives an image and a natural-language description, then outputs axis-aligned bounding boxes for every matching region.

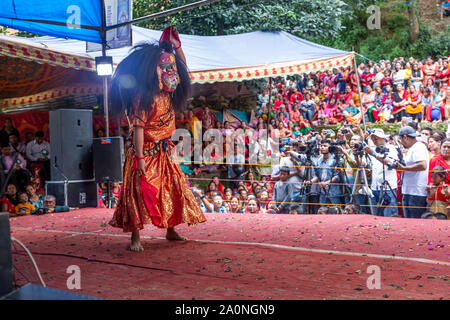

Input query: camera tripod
[302,157,319,214]
[372,158,399,217]
[350,159,375,216]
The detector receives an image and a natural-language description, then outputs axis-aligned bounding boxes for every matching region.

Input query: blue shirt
[314,154,341,196]
[213,206,228,213]
[200,203,227,213]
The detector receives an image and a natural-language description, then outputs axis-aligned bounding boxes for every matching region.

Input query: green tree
[133,0,351,38]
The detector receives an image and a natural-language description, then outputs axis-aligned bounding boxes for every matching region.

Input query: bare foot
[129,230,144,252]
[166,228,187,241]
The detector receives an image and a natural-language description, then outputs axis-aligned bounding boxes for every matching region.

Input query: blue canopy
[0,0,103,43]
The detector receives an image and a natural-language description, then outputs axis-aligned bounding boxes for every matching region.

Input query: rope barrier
[187,176,388,187]
[181,159,447,173]
[213,198,432,210]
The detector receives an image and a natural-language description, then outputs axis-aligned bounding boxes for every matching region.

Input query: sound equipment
[45,180,98,208]
[93,137,125,182]
[0,212,13,297]
[1,283,104,300]
[49,109,93,181]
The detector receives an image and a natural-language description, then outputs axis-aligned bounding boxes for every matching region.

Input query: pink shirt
[362,91,376,112]
[290,110,301,124]
[2,153,26,173]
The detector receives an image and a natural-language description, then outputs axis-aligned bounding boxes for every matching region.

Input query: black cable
[13,263,31,284]
[14,251,176,274]
[12,251,237,282]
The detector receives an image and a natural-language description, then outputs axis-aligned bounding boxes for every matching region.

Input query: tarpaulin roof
[0,0,103,43]
[0,26,354,111]
[0,26,354,83]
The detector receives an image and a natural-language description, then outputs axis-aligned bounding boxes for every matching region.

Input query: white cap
[370,128,388,139]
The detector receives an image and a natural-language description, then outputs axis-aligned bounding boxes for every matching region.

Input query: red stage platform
[9,209,450,300]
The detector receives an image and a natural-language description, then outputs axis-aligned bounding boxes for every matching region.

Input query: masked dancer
[109,27,206,251]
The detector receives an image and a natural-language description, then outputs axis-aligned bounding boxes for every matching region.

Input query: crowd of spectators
[0,118,71,216]
[176,55,450,219]
[3,55,449,219]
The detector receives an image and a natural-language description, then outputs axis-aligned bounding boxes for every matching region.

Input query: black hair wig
[109,40,191,118]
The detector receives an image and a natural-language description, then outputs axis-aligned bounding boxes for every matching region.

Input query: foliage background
[134,0,449,62]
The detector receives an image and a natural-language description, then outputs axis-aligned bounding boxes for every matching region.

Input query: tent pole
[353,53,367,132]
[266,77,273,151]
[100,0,110,138]
[103,77,109,137]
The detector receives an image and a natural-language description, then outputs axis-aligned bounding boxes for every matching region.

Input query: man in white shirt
[363,129,399,217]
[396,126,429,219]
[26,131,51,181]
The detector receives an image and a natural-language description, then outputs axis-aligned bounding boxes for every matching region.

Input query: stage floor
[9,209,450,300]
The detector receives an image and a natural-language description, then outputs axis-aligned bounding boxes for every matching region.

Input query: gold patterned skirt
[109,139,206,232]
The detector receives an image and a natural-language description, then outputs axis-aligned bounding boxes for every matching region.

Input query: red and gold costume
[109,93,206,232]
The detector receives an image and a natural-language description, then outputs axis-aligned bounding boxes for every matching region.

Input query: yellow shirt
[189,117,201,140]
[15,203,35,215]
[404,68,412,80]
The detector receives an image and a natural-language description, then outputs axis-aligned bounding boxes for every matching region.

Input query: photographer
[396,126,429,219]
[363,129,399,217]
[305,139,343,210]
[271,146,305,214]
[287,136,321,214]
[338,134,371,214]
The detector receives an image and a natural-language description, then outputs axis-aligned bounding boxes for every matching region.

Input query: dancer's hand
[169,28,181,49]
[137,159,146,176]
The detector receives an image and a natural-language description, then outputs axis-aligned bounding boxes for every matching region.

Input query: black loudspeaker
[0,212,13,297]
[45,180,98,208]
[50,109,93,181]
[93,137,125,182]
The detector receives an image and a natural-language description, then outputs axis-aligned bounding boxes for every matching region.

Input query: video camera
[375,145,390,155]
[289,138,320,164]
[32,207,49,215]
[373,144,405,170]
[353,141,367,157]
[328,140,346,154]
[282,136,319,157]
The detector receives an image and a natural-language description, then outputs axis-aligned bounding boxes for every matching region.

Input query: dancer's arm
[134,126,145,175]
[175,47,186,66]
[170,29,186,66]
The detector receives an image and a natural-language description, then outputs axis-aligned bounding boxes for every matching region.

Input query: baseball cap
[370,128,388,139]
[398,126,420,137]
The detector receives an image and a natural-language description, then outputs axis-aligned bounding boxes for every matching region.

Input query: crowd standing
[176,56,450,219]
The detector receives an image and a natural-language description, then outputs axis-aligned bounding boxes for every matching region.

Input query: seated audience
[1,183,18,214]
[14,192,35,216]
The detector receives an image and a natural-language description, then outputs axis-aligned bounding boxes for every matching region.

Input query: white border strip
[11,227,450,266]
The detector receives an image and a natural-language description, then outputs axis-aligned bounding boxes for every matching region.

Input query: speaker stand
[107,180,113,209]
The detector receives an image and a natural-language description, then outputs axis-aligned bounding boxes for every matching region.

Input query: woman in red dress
[109,28,206,251]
